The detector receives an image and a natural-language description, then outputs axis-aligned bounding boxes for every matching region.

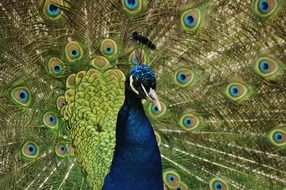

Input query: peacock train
[0,0,286,189]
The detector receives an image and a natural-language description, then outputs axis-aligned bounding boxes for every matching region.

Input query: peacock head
[126,64,161,111]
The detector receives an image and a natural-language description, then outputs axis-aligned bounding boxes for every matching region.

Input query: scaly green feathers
[63,69,125,189]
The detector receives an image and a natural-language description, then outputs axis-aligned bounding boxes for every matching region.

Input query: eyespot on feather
[209,178,229,190]
[268,127,286,148]
[43,112,58,129]
[254,0,278,17]
[254,56,284,80]
[55,142,68,157]
[181,9,201,31]
[100,39,118,59]
[43,0,64,20]
[48,57,65,77]
[121,0,146,16]
[163,169,181,189]
[21,141,40,159]
[224,81,252,103]
[11,87,32,107]
[178,113,201,131]
[65,41,83,63]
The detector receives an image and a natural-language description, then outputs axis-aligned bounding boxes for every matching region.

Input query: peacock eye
[254,0,278,17]
[71,49,79,58]
[268,128,286,147]
[224,82,250,103]
[258,0,276,14]
[19,90,29,101]
[106,47,112,54]
[259,60,270,73]
[65,41,83,63]
[179,113,201,131]
[167,174,175,182]
[121,0,145,16]
[214,181,222,190]
[183,116,192,127]
[174,68,195,88]
[147,101,166,118]
[180,9,202,32]
[48,57,65,77]
[254,56,284,80]
[22,141,40,159]
[124,0,138,10]
[100,39,118,59]
[273,132,283,143]
[44,0,64,20]
[209,178,228,190]
[163,170,181,189]
[184,13,197,27]
[47,4,61,16]
[151,104,159,113]
[177,72,188,83]
[43,112,58,129]
[229,85,240,97]
[11,87,31,107]
[176,182,188,190]
[55,143,68,157]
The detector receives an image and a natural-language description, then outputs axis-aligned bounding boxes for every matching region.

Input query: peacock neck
[123,89,144,111]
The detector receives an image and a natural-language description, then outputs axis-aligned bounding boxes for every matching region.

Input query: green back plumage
[0,0,286,189]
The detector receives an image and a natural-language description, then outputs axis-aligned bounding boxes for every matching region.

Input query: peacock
[0,0,286,189]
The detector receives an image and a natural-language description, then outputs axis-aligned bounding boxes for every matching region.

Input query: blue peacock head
[126,64,161,111]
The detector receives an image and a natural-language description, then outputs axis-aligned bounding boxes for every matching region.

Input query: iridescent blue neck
[102,87,164,190]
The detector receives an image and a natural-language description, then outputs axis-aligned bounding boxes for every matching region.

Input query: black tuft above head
[132,32,156,50]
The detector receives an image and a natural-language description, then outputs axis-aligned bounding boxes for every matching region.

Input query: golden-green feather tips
[223,81,253,103]
[90,56,113,71]
[65,41,84,63]
[254,55,284,80]
[21,141,40,159]
[121,0,147,16]
[163,169,181,189]
[209,178,229,190]
[268,126,286,148]
[56,96,66,110]
[11,87,32,107]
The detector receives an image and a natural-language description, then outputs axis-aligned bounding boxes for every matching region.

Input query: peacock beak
[149,88,161,112]
[141,84,161,111]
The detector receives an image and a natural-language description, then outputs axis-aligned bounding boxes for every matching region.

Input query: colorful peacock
[0,0,286,189]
